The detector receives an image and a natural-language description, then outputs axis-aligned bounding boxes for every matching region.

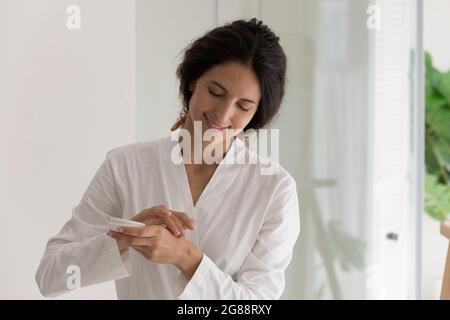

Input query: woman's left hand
[107,225,203,279]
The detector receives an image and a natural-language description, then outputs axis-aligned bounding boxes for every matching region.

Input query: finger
[159,215,181,236]
[155,206,172,218]
[133,205,170,221]
[117,225,163,238]
[156,207,186,235]
[108,230,149,246]
[130,242,157,251]
[156,203,169,211]
[115,226,144,237]
[171,210,196,230]
[168,215,186,236]
[186,218,196,230]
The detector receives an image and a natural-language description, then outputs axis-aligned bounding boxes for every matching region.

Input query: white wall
[422,0,450,299]
[0,0,135,299]
[135,0,216,142]
[424,0,450,70]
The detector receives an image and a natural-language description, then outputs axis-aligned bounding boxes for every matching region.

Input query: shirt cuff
[175,253,212,300]
[104,233,132,279]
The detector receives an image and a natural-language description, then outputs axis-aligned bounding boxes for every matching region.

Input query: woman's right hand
[113,204,196,254]
[131,204,196,237]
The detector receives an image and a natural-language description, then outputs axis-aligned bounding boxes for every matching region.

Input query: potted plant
[424,52,450,221]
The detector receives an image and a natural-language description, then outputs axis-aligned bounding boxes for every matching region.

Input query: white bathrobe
[35,129,300,299]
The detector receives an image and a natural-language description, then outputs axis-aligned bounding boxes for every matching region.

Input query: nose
[213,100,235,126]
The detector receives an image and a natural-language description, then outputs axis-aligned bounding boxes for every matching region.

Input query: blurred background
[1,0,449,299]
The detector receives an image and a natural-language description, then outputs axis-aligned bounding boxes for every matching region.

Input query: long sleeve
[35,152,131,298]
[176,178,301,300]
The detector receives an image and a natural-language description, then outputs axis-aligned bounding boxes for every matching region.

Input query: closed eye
[209,89,251,112]
[238,104,250,112]
[208,90,223,97]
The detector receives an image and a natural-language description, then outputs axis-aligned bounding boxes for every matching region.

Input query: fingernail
[118,227,124,233]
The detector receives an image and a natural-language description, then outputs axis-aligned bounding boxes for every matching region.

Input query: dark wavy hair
[171,18,287,132]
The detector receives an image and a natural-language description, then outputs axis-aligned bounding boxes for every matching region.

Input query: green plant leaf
[425,131,450,183]
[426,91,447,109]
[425,52,432,68]
[425,135,441,174]
[427,103,450,142]
[435,70,450,104]
[424,173,450,221]
[425,52,436,105]
[425,52,450,190]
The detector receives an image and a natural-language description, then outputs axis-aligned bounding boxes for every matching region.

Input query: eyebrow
[210,81,257,105]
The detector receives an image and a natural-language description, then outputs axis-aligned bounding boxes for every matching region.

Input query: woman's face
[185,61,261,143]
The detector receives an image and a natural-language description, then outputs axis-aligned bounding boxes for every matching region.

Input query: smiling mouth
[203,113,230,130]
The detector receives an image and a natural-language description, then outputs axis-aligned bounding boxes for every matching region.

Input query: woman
[35,18,300,299]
